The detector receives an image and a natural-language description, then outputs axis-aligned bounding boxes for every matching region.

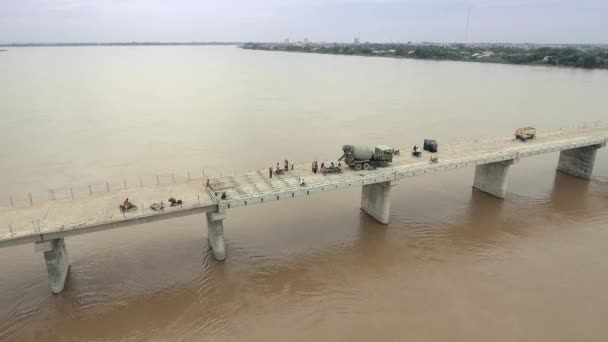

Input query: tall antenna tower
[465,6,471,43]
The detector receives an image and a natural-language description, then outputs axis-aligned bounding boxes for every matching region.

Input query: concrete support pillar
[206,211,226,261]
[473,159,518,199]
[361,181,391,224]
[557,144,604,180]
[35,238,70,294]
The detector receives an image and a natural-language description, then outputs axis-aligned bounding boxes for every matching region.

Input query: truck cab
[374,145,394,164]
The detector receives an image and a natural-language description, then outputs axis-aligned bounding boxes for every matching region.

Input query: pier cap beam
[206,211,226,261]
[473,159,518,199]
[361,181,392,224]
[35,238,70,294]
[557,143,605,180]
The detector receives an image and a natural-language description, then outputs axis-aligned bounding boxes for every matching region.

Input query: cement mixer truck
[338,144,395,171]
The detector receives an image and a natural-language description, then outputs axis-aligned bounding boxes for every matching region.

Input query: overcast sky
[0,0,606,44]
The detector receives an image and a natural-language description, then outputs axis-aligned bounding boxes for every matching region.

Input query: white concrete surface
[473,159,518,198]
[361,181,392,224]
[35,238,69,294]
[557,143,605,180]
[206,211,226,261]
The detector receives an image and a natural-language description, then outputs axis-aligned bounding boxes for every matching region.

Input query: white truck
[515,127,536,141]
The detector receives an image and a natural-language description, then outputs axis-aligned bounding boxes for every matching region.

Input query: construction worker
[269,167,273,179]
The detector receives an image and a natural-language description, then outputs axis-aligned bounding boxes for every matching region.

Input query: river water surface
[1,46,608,341]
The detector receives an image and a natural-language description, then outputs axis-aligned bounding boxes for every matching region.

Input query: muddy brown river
[1,46,607,341]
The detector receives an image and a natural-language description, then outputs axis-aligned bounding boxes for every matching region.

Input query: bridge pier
[473,159,518,199]
[361,181,391,224]
[206,211,226,261]
[35,238,70,294]
[557,144,605,180]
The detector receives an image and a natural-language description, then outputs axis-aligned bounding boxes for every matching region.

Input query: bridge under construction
[1,125,606,294]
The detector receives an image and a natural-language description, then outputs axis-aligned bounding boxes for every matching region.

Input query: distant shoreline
[241,42,608,70]
[0,42,238,47]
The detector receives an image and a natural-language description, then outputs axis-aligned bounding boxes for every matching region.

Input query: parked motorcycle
[119,203,137,213]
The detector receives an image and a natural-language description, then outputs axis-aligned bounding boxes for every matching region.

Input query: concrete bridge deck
[1,125,607,293]
[212,125,608,209]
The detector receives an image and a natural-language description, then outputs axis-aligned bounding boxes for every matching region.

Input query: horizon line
[1,41,607,47]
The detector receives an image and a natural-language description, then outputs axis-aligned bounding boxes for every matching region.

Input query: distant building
[354,37,360,44]
[472,51,493,58]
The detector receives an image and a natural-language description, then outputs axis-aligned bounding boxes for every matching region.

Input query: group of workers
[267,158,346,178]
[312,161,341,175]
[266,158,344,185]
[269,159,294,179]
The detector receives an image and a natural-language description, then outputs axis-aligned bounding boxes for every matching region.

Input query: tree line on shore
[242,43,608,69]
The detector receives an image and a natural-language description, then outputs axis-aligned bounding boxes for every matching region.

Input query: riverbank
[242,42,608,70]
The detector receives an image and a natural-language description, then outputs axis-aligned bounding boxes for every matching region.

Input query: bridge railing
[0,192,215,242]
[1,169,209,209]
[1,165,270,210]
